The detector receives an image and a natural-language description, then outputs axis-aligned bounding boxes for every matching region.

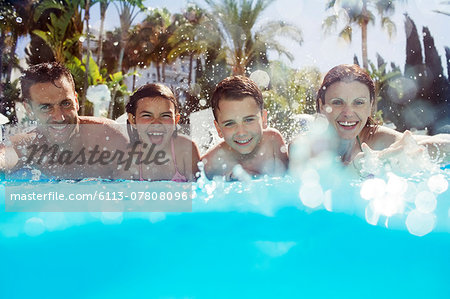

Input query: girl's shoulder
[173,134,197,148]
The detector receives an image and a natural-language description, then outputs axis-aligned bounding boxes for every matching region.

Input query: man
[1,62,128,179]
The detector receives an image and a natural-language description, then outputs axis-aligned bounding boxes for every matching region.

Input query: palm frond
[381,16,396,38]
[339,25,352,42]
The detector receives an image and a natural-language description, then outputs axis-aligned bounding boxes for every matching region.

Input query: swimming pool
[1,167,449,298]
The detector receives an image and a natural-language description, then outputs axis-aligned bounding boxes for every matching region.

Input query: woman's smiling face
[320,80,372,140]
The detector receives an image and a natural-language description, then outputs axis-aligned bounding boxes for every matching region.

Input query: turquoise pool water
[1,169,449,298]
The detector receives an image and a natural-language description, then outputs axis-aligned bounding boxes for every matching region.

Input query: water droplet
[360,178,386,200]
[113,41,119,46]
[24,217,45,236]
[16,17,22,23]
[299,181,324,208]
[415,191,437,213]
[365,202,380,225]
[427,174,448,194]
[405,209,435,236]
[249,70,270,89]
[79,36,85,42]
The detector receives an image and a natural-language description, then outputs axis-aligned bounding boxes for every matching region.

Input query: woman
[291,64,449,173]
[115,83,200,181]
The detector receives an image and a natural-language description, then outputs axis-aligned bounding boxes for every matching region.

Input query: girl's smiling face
[320,80,372,140]
[128,96,180,146]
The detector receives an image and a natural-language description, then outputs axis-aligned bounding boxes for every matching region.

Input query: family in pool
[1,62,449,181]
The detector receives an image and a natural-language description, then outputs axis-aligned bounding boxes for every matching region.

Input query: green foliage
[264,65,322,141]
[367,58,402,125]
[32,0,84,62]
[204,0,302,75]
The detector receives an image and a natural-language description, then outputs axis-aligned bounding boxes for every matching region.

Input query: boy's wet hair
[126,83,179,116]
[316,64,377,140]
[211,75,263,120]
[20,62,76,102]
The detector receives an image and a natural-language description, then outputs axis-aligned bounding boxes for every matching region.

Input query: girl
[117,83,200,181]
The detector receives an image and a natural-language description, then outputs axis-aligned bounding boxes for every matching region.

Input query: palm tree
[204,0,302,75]
[0,0,36,123]
[33,0,84,62]
[0,0,36,84]
[323,0,403,70]
[133,8,174,82]
[96,0,110,67]
[433,1,450,16]
[108,0,144,118]
[168,4,214,86]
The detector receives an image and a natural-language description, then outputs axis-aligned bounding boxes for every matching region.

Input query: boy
[202,75,288,180]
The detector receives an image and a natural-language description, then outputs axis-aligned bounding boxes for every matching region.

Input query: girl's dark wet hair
[125,83,179,144]
[20,62,76,102]
[316,64,378,140]
[126,83,179,116]
[211,75,263,120]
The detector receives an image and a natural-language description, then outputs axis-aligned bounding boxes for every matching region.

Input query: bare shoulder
[9,131,37,147]
[79,116,118,125]
[79,116,128,143]
[201,141,228,174]
[263,128,287,151]
[367,125,402,150]
[174,134,196,148]
[263,127,284,140]
[202,140,227,160]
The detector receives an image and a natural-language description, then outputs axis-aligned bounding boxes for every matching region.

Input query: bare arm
[268,129,289,175]
[186,139,201,181]
[0,144,19,171]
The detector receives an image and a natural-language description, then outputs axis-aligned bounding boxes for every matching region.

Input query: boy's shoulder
[263,127,284,140]
[262,128,286,149]
[202,140,228,161]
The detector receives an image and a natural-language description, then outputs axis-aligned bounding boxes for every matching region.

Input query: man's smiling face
[26,76,79,144]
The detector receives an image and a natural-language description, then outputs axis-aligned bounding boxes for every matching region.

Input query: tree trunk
[108,32,126,118]
[132,66,136,91]
[156,62,161,82]
[97,1,109,67]
[361,0,369,70]
[81,0,91,116]
[188,54,193,86]
[6,33,18,84]
[0,31,4,86]
[162,62,166,82]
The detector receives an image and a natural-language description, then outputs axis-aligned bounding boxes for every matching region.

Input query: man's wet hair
[20,62,76,102]
[211,75,264,120]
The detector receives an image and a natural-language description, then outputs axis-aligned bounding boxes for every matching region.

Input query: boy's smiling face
[214,96,267,155]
